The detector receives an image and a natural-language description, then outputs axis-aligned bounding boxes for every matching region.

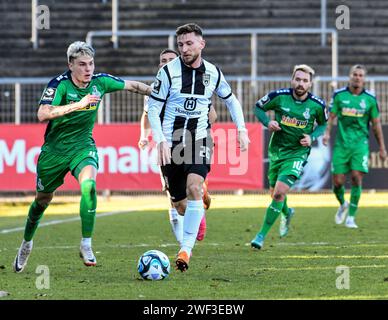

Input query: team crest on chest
[303,108,311,120]
[202,73,211,87]
[360,99,366,109]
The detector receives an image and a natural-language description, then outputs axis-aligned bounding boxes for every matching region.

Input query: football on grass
[137,250,170,280]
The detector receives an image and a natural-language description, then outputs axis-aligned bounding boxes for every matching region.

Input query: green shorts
[332,144,369,174]
[268,157,307,188]
[36,148,99,193]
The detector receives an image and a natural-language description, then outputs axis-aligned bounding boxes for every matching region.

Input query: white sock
[181,200,204,256]
[168,208,183,246]
[22,239,33,247]
[81,237,92,247]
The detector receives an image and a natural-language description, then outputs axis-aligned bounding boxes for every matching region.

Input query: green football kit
[250,88,327,247]
[37,71,125,192]
[330,86,379,174]
[255,88,327,187]
[22,71,125,242]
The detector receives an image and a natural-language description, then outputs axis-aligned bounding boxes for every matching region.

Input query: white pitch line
[0,210,133,235]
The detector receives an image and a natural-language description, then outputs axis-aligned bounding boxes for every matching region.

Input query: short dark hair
[160,48,179,57]
[176,23,203,37]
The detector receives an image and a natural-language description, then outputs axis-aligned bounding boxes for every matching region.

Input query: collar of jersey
[290,88,311,104]
[346,86,366,96]
[179,57,205,72]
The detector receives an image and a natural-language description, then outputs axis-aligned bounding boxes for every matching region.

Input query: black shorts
[161,136,213,202]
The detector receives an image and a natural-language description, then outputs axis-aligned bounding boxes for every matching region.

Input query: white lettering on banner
[97,146,158,174]
[0,139,27,173]
[27,147,41,173]
[0,139,159,175]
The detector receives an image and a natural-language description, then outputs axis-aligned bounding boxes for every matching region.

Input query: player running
[251,64,327,249]
[13,41,151,272]
[323,64,387,228]
[138,49,216,246]
[147,23,249,271]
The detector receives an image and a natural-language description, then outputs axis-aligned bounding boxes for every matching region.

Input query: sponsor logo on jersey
[202,73,211,86]
[342,100,350,104]
[42,87,56,101]
[281,107,290,112]
[341,107,365,117]
[183,97,198,111]
[175,107,201,116]
[280,115,308,128]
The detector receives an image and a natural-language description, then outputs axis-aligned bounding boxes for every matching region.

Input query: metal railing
[1,76,388,125]
[86,28,338,83]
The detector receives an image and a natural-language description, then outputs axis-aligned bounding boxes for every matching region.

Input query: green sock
[258,199,284,238]
[24,200,48,241]
[349,185,362,217]
[333,185,345,205]
[281,196,289,218]
[80,179,97,238]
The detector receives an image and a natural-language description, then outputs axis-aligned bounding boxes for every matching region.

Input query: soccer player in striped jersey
[138,48,216,247]
[147,23,250,272]
[323,65,387,228]
[13,41,151,273]
[251,64,327,249]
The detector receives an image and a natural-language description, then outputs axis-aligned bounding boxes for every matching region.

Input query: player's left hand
[300,134,312,147]
[238,129,250,152]
[379,148,387,161]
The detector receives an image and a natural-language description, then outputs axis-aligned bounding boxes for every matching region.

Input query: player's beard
[182,53,199,66]
[294,86,308,97]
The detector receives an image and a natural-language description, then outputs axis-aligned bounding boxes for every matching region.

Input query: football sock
[258,199,284,238]
[80,179,97,238]
[181,200,204,256]
[333,185,345,205]
[168,207,183,246]
[24,200,48,241]
[348,185,362,217]
[281,196,289,218]
[81,237,92,248]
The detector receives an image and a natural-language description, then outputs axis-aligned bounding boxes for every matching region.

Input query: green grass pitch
[1,204,388,300]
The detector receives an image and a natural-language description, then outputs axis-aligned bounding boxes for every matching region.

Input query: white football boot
[335,201,349,225]
[79,245,97,266]
[345,216,358,229]
[13,240,33,273]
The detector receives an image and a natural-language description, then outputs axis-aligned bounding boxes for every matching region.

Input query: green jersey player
[251,64,327,249]
[13,41,151,272]
[323,65,387,228]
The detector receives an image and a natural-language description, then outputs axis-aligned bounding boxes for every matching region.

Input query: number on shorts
[88,151,97,159]
[199,146,211,160]
[292,160,304,174]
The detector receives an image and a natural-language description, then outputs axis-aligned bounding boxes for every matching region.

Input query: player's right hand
[268,120,281,132]
[138,138,149,150]
[78,94,101,109]
[322,133,330,146]
[157,141,171,166]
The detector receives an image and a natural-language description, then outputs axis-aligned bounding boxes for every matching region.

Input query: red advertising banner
[0,123,263,191]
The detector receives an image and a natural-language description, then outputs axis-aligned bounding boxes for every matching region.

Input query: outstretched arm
[124,80,152,96]
[37,94,100,122]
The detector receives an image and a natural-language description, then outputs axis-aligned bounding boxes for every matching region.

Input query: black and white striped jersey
[147,56,246,145]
